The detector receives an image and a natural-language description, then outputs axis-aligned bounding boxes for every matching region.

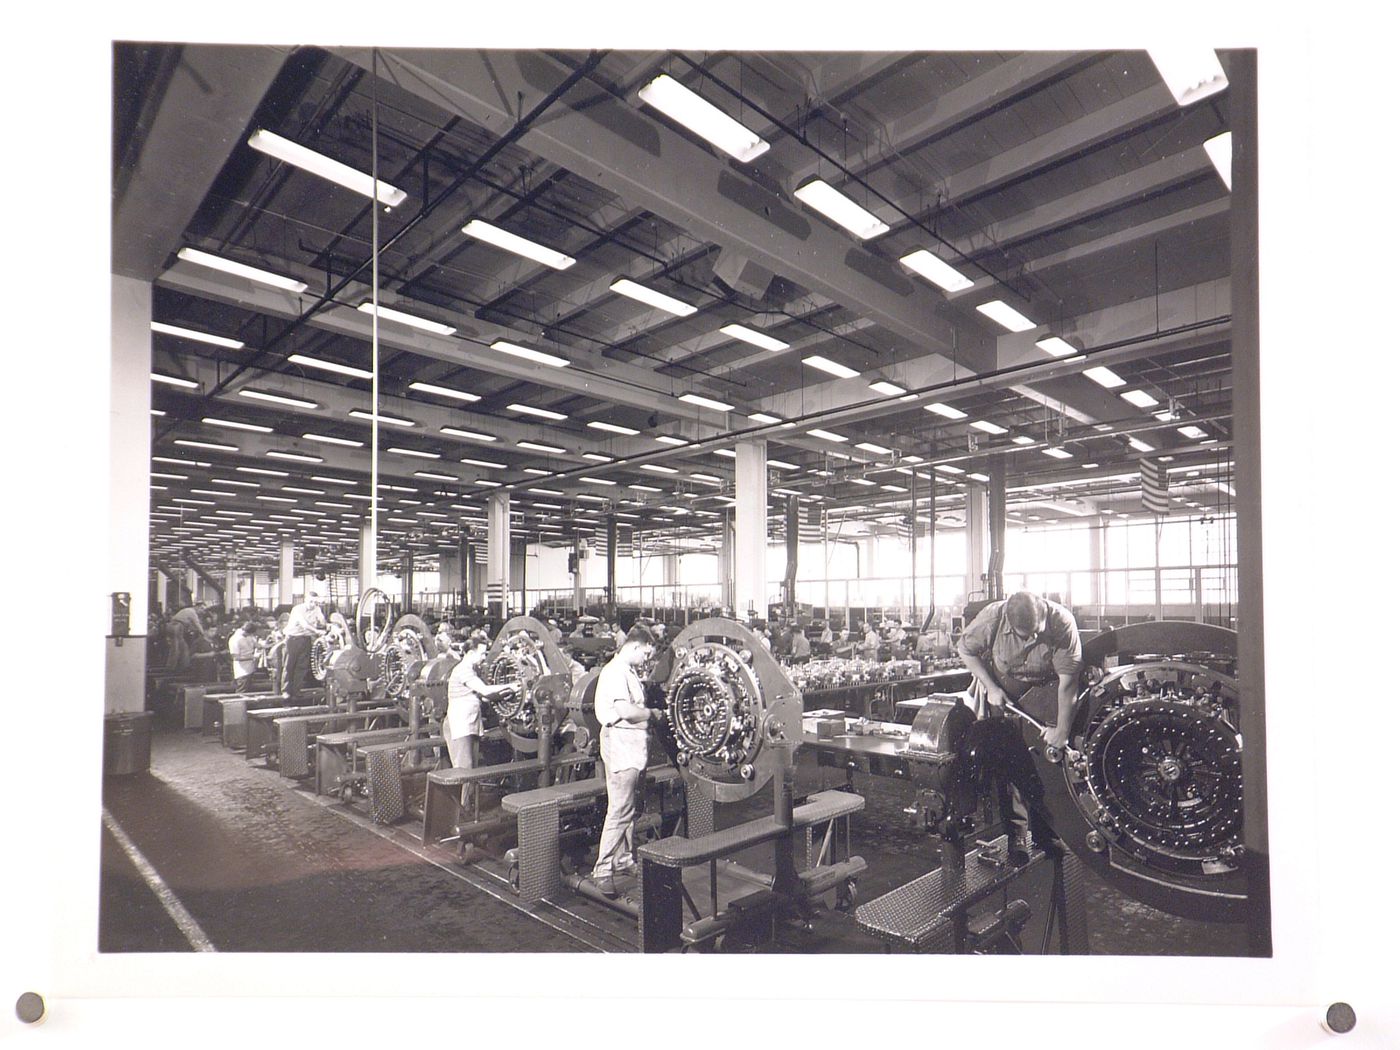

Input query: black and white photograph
[101,41,1267,958]
[1,8,1394,1045]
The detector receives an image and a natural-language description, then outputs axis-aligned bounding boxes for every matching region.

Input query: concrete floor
[99,726,1251,955]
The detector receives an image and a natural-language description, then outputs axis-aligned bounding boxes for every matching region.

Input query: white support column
[662,554,679,609]
[154,570,167,615]
[734,438,768,621]
[487,492,511,616]
[186,569,200,605]
[965,481,988,604]
[224,563,237,613]
[279,537,295,606]
[106,275,152,714]
[1089,514,1106,610]
[357,522,374,604]
[719,512,735,613]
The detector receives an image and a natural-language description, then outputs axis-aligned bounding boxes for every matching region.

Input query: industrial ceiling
[113,46,1240,576]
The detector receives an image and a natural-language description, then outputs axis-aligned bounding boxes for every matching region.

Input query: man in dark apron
[957,591,1082,862]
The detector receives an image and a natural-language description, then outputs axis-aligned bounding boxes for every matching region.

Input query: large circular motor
[480,616,575,734]
[1034,621,1248,922]
[663,619,801,803]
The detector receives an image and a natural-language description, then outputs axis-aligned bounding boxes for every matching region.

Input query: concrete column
[987,459,1007,601]
[487,492,511,617]
[965,481,987,603]
[186,568,200,604]
[279,537,295,606]
[154,569,167,615]
[734,438,768,620]
[355,522,373,606]
[224,563,238,613]
[1089,515,1106,608]
[106,274,152,714]
[605,516,618,609]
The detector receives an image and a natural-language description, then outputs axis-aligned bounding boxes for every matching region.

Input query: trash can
[104,711,153,776]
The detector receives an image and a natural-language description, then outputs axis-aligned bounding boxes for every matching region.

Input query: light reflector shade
[461,219,576,269]
[409,381,480,402]
[925,402,968,420]
[1035,336,1079,358]
[609,278,697,317]
[803,355,861,380]
[678,393,734,413]
[720,323,788,351]
[150,321,244,349]
[975,300,1036,332]
[248,128,407,206]
[357,302,456,336]
[490,340,569,367]
[1084,365,1127,389]
[899,248,973,291]
[793,178,890,239]
[1146,49,1229,107]
[637,73,771,162]
[176,247,307,293]
[287,354,372,380]
[1204,131,1232,190]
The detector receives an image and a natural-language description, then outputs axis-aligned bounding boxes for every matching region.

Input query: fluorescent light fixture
[413,471,458,482]
[282,486,325,495]
[925,402,968,420]
[348,409,415,427]
[638,73,770,162]
[881,484,907,493]
[678,393,734,413]
[640,464,679,475]
[1127,437,1156,453]
[151,321,245,349]
[315,502,352,510]
[580,477,617,486]
[172,498,216,506]
[690,473,722,483]
[311,476,355,486]
[474,480,503,488]
[1178,425,1209,439]
[899,249,973,292]
[713,449,737,459]
[869,381,906,397]
[748,412,782,425]
[150,409,166,416]
[150,472,188,480]
[935,465,965,475]
[523,468,552,476]
[203,416,272,433]
[855,442,892,455]
[409,381,480,403]
[461,219,576,270]
[1154,409,1179,422]
[1084,366,1127,389]
[490,340,569,368]
[970,420,1008,435]
[151,373,199,390]
[1042,447,1074,459]
[388,447,440,460]
[609,278,697,317]
[248,128,406,206]
[629,484,662,493]
[1204,131,1232,190]
[587,420,640,436]
[1146,49,1229,107]
[302,433,364,448]
[809,429,848,443]
[265,450,323,463]
[357,302,455,336]
[803,355,861,380]
[1083,463,1099,469]
[968,472,991,482]
[849,477,876,487]
[720,323,788,352]
[288,354,373,380]
[1035,336,1079,358]
[528,488,564,496]
[189,488,232,498]
[975,300,1036,333]
[176,247,307,293]
[577,494,609,503]
[508,403,568,421]
[441,427,496,442]
[1012,435,1036,446]
[793,178,889,239]
[255,494,297,504]
[768,459,799,470]
[237,466,288,477]
[238,389,318,410]
[1121,389,1159,409]
[904,455,923,464]
[655,435,689,446]
[517,441,566,454]
[582,453,614,463]
[174,439,238,452]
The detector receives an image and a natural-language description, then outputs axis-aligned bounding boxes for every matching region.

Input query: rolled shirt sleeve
[957,602,1002,661]
[1045,603,1083,678]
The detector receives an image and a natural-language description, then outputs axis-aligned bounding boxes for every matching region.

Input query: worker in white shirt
[283,591,327,701]
[590,626,661,898]
[444,631,513,770]
[227,620,265,693]
[547,618,563,644]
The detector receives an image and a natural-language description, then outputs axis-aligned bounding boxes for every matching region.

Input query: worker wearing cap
[444,631,513,770]
[283,591,327,701]
[590,625,662,897]
[958,590,1081,861]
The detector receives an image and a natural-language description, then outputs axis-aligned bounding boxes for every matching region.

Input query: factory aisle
[99,728,593,953]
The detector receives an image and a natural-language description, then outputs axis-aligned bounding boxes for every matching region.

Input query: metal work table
[799,669,971,719]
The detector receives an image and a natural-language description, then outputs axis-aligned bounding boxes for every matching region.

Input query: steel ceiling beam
[334,47,995,376]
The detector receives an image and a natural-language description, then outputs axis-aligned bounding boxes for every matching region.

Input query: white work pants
[592,766,642,877]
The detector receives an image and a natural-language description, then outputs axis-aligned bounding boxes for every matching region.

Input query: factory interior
[97,41,1276,960]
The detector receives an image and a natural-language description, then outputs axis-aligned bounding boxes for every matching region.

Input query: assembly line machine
[181,604,1249,954]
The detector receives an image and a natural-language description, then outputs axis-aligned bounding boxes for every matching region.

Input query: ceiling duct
[711,248,775,301]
